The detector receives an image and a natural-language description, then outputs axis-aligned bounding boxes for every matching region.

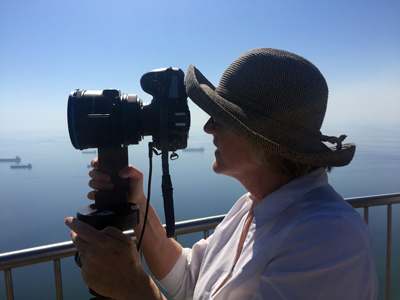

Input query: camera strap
[160,106,176,238]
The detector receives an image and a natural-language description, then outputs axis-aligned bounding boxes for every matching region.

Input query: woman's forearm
[134,201,182,280]
[121,273,168,300]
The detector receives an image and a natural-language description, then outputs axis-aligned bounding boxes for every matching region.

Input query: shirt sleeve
[253,215,378,300]
[158,236,212,300]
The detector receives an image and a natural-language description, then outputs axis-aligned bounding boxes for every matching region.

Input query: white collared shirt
[159,169,378,300]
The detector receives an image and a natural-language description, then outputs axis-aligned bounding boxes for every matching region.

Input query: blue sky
[0,0,399,135]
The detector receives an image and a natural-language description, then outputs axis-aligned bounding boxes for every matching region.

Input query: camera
[67,67,190,232]
[68,67,190,151]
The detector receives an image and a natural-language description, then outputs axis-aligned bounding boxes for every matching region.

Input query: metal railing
[1,193,399,300]
[346,193,399,300]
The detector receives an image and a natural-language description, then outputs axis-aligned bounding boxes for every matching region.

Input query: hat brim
[185,64,355,167]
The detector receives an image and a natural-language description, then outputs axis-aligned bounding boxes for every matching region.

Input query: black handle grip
[96,147,129,211]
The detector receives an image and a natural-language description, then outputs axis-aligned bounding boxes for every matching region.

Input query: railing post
[386,204,392,300]
[4,269,14,300]
[364,207,369,225]
[54,259,63,300]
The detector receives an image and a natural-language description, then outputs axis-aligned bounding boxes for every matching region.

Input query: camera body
[67,67,190,231]
[68,67,190,151]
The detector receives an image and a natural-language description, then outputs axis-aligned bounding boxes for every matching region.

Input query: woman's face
[204,118,257,180]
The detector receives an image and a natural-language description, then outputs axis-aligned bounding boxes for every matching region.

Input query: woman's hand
[87,158,147,207]
[84,157,182,283]
[65,217,166,300]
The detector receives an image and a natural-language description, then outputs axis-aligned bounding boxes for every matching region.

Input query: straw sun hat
[185,48,355,167]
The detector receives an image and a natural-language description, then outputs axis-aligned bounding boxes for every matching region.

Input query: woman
[66,48,378,299]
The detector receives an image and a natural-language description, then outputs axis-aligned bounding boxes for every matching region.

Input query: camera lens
[67,89,142,149]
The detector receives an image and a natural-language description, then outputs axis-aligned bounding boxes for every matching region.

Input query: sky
[0,0,399,136]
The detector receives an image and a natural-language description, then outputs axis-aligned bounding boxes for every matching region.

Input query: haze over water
[0,123,399,299]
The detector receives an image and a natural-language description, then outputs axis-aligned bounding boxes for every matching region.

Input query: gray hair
[247,142,331,177]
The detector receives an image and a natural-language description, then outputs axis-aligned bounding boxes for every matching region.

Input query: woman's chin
[212,160,225,175]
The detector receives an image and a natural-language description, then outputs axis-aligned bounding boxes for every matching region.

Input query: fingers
[87,160,146,204]
[89,160,142,184]
[90,158,99,168]
[64,216,145,299]
[88,157,112,188]
[89,168,111,182]
[88,177,114,190]
[71,235,89,256]
[66,217,133,247]
[65,217,105,246]
[87,162,113,200]
[119,165,144,182]
[101,226,133,245]
[119,165,147,205]
[87,190,96,201]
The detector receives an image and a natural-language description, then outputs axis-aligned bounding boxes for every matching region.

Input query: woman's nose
[204,117,216,134]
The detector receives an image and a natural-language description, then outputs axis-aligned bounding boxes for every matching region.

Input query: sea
[0,124,399,300]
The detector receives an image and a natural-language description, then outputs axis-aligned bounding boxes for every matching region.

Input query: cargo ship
[0,156,21,163]
[182,147,205,152]
[10,164,32,169]
[82,150,96,154]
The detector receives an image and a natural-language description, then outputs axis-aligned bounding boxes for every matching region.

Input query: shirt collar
[253,168,329,228]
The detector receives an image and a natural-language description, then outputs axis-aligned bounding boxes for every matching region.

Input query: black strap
[160,106,176,238]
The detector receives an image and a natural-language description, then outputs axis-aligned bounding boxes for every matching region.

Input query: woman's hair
[247,142,332,177]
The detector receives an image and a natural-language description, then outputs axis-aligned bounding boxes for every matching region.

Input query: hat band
[215,86,322,139]
[215,87,347,152]
[321,134,347,151]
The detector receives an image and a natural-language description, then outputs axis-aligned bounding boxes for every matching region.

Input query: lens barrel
[67,89,142,150]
